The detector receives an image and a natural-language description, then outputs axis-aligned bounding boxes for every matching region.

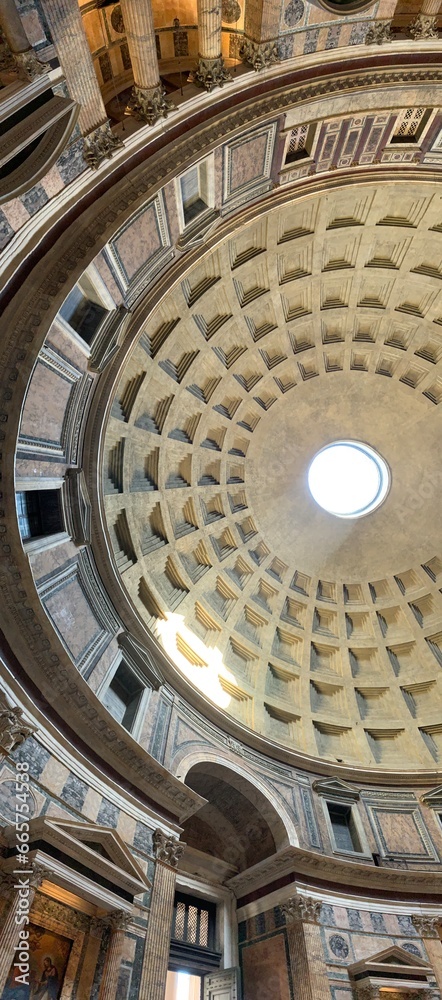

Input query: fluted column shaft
[98,912,131,1000]
[118,0,159,91]
[421,0,440,13]
[282,896,329,1000]
[118,0,172,122]
[39,0,107,136]
[139,830,184,1000]
[193,0,230,89]
[198,0,222,58]
[0,865,50,995]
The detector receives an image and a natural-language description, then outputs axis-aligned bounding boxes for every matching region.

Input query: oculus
[307,440,390,518]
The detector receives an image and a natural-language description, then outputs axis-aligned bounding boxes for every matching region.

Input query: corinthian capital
[412,914,441,938]
[281,894,322,924]
[0,694,36,756]
[105,910,132,932]
[153,829,185,868]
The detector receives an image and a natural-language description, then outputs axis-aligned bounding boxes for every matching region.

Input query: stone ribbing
[39,0,108,136]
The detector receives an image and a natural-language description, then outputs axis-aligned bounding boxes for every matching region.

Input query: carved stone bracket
[409,14,438,38]
[83,122,123,170]
[192,56,231,91]
[128,84,173,125]
[281,894,322,924]
[153,829,185,868]
[14,48,48,81]
[412,914,441,938]
[365,20,392,44]
[355,987,381,1000]
[241,38,279,71]
[0,692,36,756]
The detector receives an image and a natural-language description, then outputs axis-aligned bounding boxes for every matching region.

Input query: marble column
[0,0,47,79]
[98,911,132,1000]
[0,863,52,996]
[118,0,172,124]
[241,0,280,70]
[282,895,329,1000]
[412,915,442,995]
[0,692,35,757]
[193,0,230,91]
[139,830,184,1000]
[39,0,122,167]
[409,0,440,38]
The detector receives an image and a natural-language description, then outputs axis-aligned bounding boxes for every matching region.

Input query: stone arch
[177,750,298,871]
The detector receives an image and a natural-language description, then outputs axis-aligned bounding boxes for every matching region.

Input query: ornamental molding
[153,829,185,868]
[226,845,442,897]
[312,776,360,802]
[421,785,442,810]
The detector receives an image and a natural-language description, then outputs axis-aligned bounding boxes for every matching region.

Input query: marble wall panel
[241,931,292,1000]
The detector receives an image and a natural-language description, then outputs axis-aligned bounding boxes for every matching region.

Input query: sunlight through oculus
[307,441,390,518]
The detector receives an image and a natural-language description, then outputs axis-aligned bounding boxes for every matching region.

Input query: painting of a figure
[1,922,72,1000]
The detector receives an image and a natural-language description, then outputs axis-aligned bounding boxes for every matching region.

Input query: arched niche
[181,755,297,872]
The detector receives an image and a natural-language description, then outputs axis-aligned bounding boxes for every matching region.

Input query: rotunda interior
[1,0,442,997]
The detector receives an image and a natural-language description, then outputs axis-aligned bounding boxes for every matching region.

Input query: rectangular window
[102,660,144,732]
[327,802,362,853]
[60,284,107,345]
[16,489,63,542]
[180,161,210,226]
[172,894,214,949]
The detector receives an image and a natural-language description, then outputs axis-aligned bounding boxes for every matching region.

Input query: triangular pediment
[24,817,151,896]
[312,776,360,802]
[421,784,442,809]
[349,945,433,979]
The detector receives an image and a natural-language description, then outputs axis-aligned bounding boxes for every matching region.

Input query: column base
[192,56,231,91]
[128,84,173,124]
[83,122,124,170]
[14,48,48,80]
[409,13,438,38]
[365,20,392,43]
[240,38,279,71]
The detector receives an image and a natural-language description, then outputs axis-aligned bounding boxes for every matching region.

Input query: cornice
[227,846,442,900]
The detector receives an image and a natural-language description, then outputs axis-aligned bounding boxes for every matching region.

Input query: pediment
[421,785,442,809]
[349,945,433,979]
[24,817,151,896]
[312,776,360,802]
